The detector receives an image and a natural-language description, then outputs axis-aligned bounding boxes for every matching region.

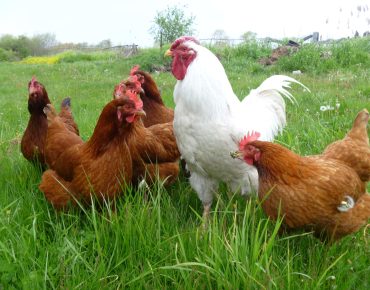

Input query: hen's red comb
[126,74,143,93]
[239,131,261,150]
[30,76,37,84]
[126,89,143,110]
[114,81,126,99]
[130,65,140,76]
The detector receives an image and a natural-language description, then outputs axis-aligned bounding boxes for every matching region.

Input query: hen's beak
[230,150,243,159]
[164,49,173,57]
[136,109,146,117]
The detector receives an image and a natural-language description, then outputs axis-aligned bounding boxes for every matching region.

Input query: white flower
[320,105,334,112]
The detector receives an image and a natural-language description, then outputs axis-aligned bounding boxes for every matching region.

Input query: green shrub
[275,44,326,73]
[209,42,271,62]
[331,38,369,67]
[207,42,271,74]
[0,48,17,62]
[123,47,172,72]
[275,37,370,74]
[58,51,118,63]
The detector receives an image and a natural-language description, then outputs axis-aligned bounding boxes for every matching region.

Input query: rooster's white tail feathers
[240,75,309,141]
[249,75,309,104]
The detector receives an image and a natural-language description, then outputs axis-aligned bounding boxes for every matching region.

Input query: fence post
[312,32,319,42]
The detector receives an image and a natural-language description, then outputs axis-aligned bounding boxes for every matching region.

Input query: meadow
[0,38,369,289]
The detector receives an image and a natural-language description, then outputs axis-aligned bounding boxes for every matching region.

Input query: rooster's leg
[203,203,211,218]
[189,172,218,227]
[201,202,212,229]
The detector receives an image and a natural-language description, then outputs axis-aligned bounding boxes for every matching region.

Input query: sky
[1,0,369,47]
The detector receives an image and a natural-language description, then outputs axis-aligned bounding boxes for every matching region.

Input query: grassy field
[0,40,369,289]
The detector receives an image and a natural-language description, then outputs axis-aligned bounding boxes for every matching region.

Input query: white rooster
[165,36,308,219]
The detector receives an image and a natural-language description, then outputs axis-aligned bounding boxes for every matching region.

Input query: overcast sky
[1,0,369,47]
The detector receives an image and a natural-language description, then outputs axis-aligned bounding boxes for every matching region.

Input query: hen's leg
[189,172,218,225]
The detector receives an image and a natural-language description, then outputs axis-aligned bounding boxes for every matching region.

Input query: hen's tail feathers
[347,108,370,144]
[61,97,71,110]
[253,75,310,104]
[39,170,76,210]
[331,193,370,240]
[59,97,80,135]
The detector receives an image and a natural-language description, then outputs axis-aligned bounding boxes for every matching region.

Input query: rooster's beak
[164,49,173,57]
[230,150,243,159]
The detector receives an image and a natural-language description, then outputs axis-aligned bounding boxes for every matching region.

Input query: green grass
[0,41,369,289]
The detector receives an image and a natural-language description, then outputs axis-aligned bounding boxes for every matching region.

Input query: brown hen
[21,77,79,168]
[130,66,174,127]
[113,77,180,186]
[39,96,142,209]
[234,133,370,241]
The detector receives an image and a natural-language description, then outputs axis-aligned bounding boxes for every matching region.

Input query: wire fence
[48,44,139,57]
[199,31,370,47]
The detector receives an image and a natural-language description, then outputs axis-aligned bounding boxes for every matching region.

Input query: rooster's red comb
[170,36,200,50]
[239,131,261,150]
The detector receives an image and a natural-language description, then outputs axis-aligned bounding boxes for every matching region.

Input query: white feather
[173,41,308,206]
[337,195,355,212]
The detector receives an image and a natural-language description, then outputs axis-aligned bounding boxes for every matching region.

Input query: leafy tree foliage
[97,39,112,49]
[0,33,58,60]
[211,29,229,46]
[241,31,257,42]
[150,6,195,46]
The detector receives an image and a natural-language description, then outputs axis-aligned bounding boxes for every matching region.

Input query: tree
[0,34,31,58]
[97,39,112,49]
[150,5,195,48]
[0,33,59,58]
[211,29,229,46]
[30,33,58,55]
[241,31,257,43]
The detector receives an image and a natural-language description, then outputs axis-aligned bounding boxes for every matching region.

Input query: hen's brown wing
[39,169,76,210]
[134,122,180,163]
